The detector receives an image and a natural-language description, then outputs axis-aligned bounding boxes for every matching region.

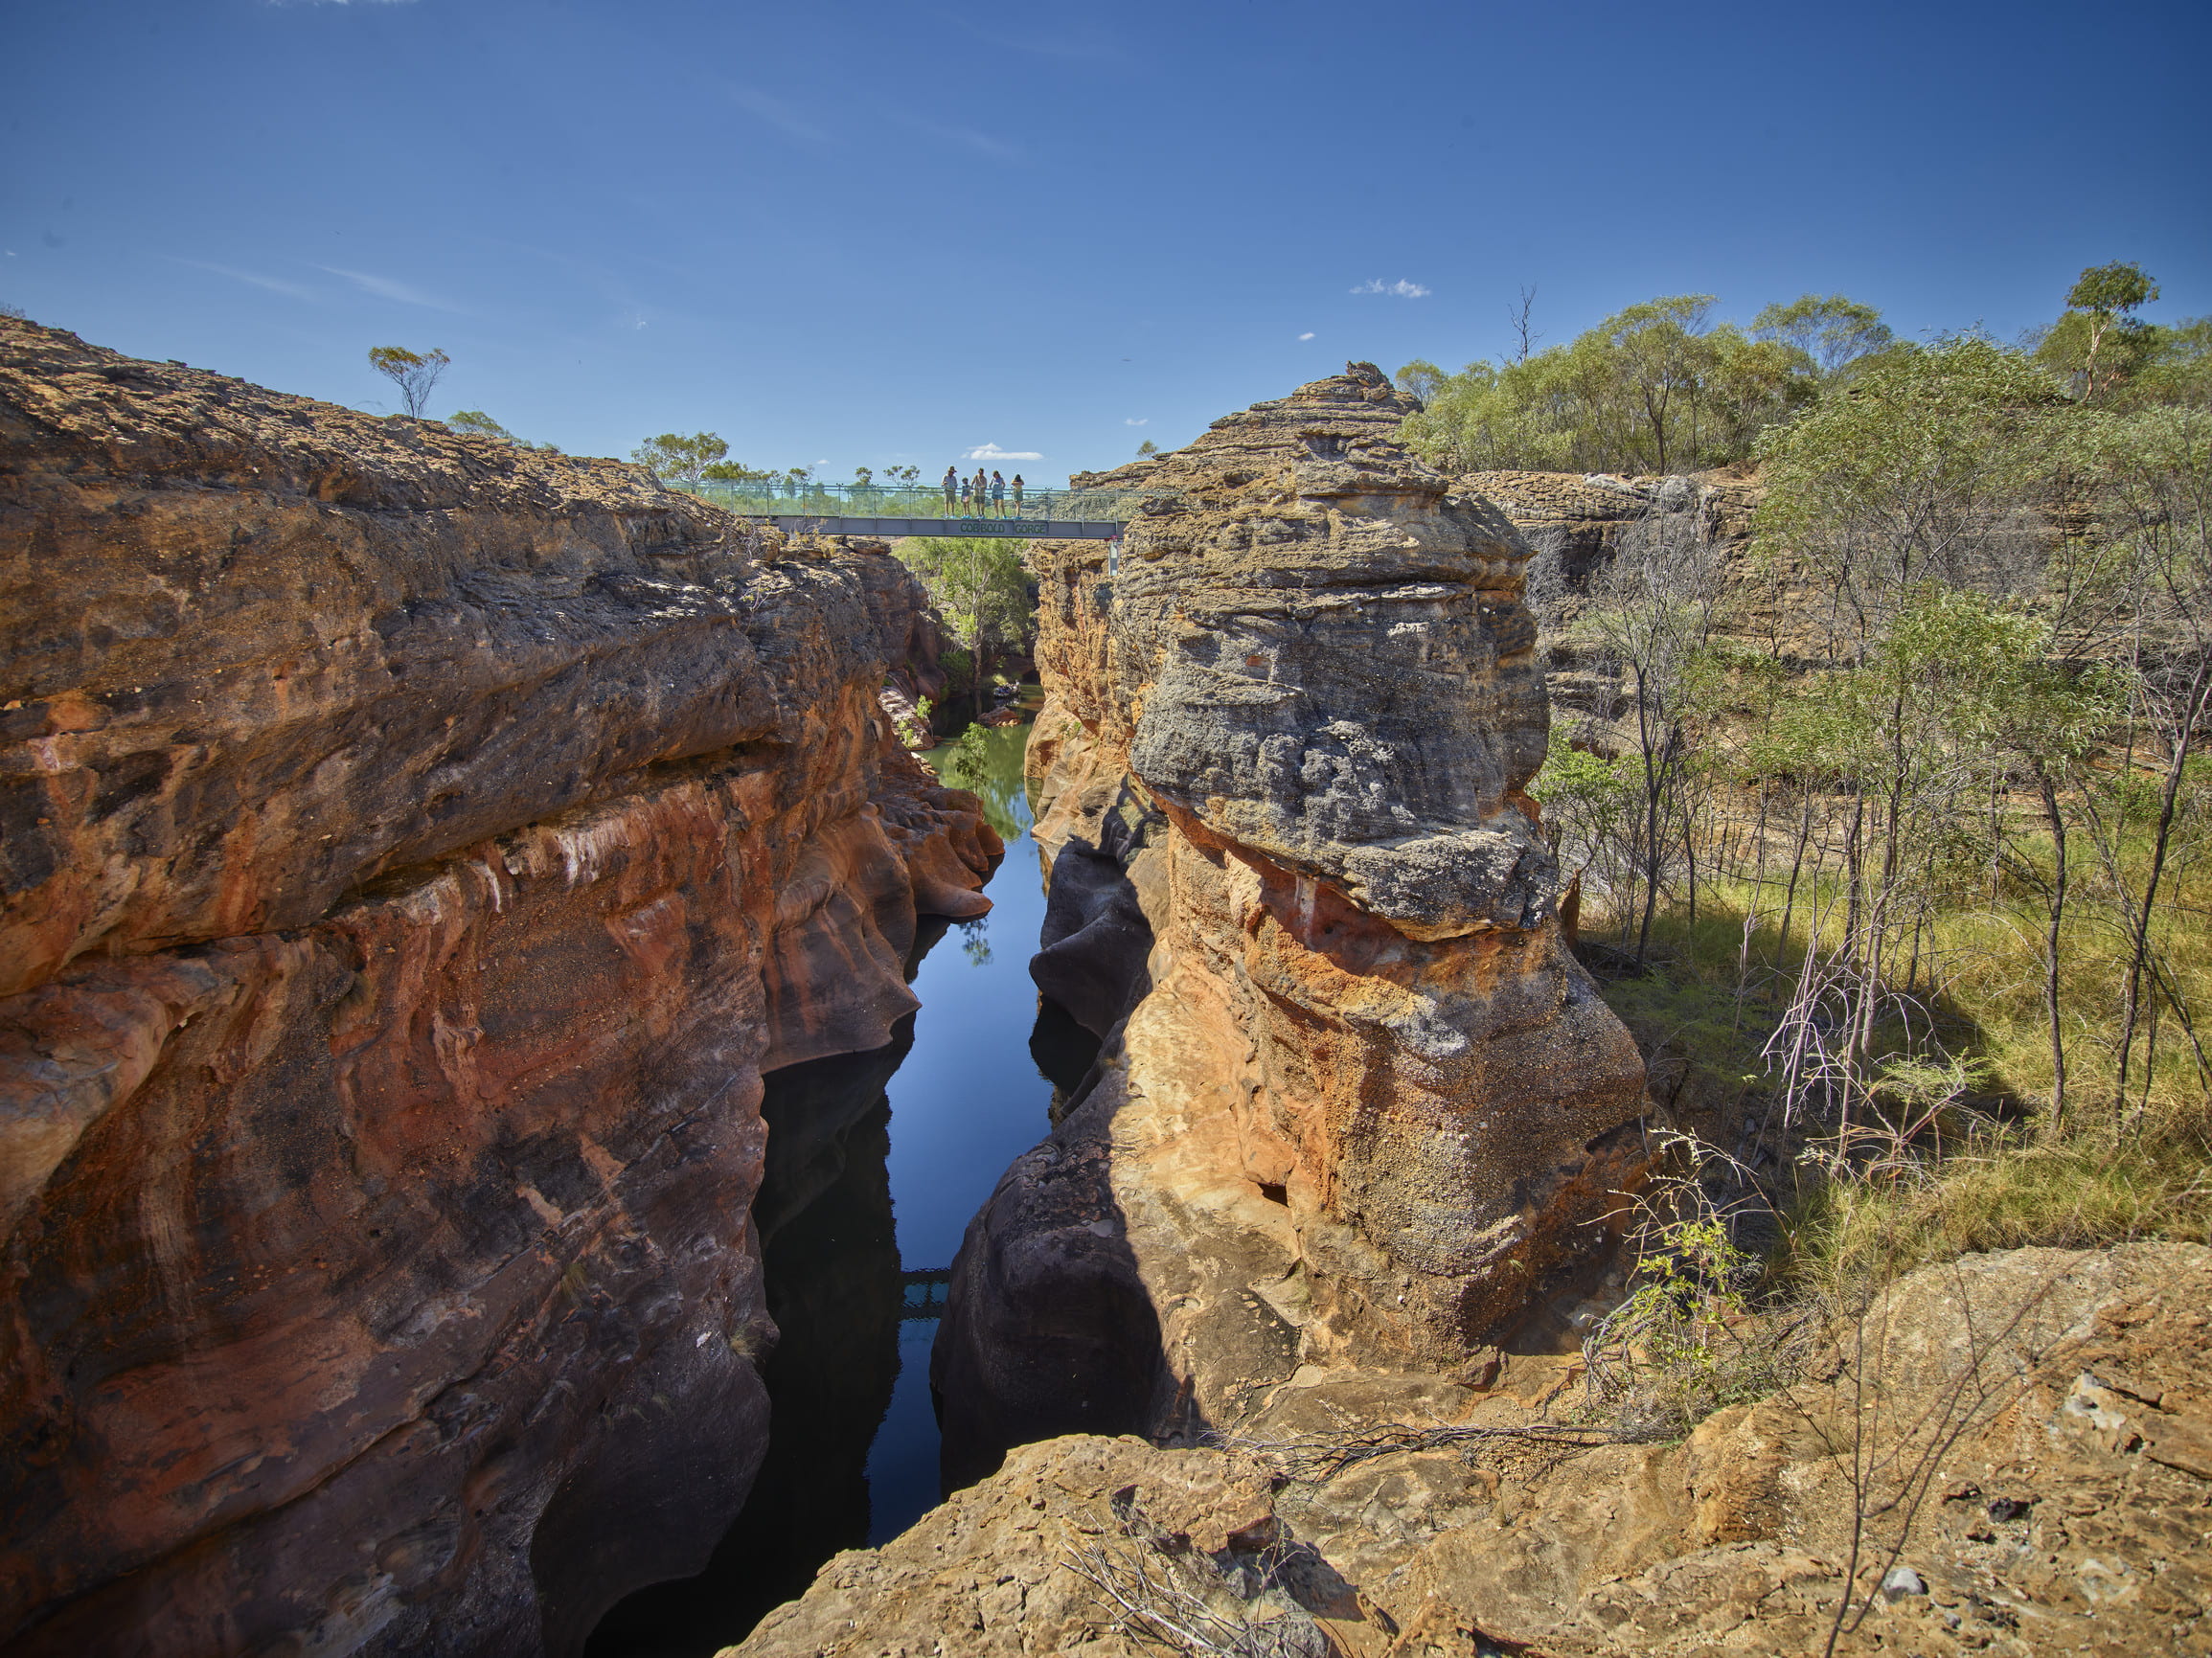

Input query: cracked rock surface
[742,1242,2212,1657]
[933,366,1647,1478]
[0,318,996,1657]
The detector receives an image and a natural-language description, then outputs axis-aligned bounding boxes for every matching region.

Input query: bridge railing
[687,479,1154,526]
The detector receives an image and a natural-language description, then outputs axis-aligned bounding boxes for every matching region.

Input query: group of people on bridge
[943,464,1024,517]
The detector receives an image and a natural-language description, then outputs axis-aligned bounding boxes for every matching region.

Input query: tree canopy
[2032,263,2205,407]
[1750,295,1894,380]
[1395,292,1875,476]
[368,346,449,419]
[895,536,1032,662]
[445,410,560,452]
[630,431,729,490]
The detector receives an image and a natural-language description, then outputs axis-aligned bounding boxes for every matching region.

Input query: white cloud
[320,265,465,311]
[895,111,1020,161]
[963,443,1042,461]
[1350,279,1430,298]
[728,86,829,145]
[1298,331,1314,340]
[166,257,316,300]
[1124,418,1147,426]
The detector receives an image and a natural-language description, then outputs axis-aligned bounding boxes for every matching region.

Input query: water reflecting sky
[866,720,1056,1538]
[587,720,1060,1655]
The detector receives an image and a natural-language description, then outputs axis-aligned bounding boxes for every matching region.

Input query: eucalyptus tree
[446,410,561,452]
[2064,262,2160,403]
[1751,295,1895,382]
[2074,404,2212,1121]
[1953,608,2127,1127]
[1752,592,2030,1124]
[895,536,1035,720]
[446,409,514,442]
[1397,290,1859,477]
[630,432,729,490]
[368,345,449,418]
[1753,336,2066,662]
[2033,261,2211,412]
[1576,488,1728,965]
[1529,730,1636,930]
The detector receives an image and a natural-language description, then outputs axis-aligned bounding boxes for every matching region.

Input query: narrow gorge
[0,318,999,1655]
[932,363,1649,1470]
[7,326,2204,1658]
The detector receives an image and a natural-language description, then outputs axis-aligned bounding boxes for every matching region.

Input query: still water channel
[588,716,1084,1656]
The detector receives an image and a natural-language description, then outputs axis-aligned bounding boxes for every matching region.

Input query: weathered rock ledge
[0,319,997,1656]
[739,1241,2212,1657]
[931,366,1648,1478]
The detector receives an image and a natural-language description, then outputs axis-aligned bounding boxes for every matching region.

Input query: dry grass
[1574,806,2212,1315]
[1775,1098,2212,1310]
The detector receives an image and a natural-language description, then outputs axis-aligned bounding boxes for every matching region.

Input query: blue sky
[5,0,2206,484]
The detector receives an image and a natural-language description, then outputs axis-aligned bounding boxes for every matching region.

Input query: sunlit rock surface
[0,318,997,1656]
[752,1243,2212,1657]
[935,364,1647,1473]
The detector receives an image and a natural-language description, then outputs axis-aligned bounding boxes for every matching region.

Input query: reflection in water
[587,719,1090,1657]
[583,1036,908,1656]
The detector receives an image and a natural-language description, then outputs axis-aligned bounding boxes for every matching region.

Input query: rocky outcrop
[741,1242,2212,1657]
[933,366,1647,1475]
[1463,467,1764,632]
[0,320,998,1655]
[591,1033,915,1651]
[1460,468,1767,739]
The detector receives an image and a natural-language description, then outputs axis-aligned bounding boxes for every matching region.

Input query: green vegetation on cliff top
[1518,266,2212,1344]
[1398,270,2209,478]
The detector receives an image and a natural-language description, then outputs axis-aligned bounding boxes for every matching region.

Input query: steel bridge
[693,479,1141,541]
[900,1267,951,1320]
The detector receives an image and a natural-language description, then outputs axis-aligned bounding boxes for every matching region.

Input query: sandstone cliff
[741,1242,2212,1657]
[0,319,997,1655]
[932,366,1648,1476]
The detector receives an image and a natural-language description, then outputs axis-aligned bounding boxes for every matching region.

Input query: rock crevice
[0,319,997,1656]
[934,365,1647,1473]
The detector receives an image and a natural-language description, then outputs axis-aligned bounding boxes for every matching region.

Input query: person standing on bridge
[943,465,958,514]
[991,470,1006,516]
[1011,473,1025,514]
[971,466,990,518]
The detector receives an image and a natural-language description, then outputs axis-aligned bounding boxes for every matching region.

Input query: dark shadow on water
[582,1033,910,1658]
[1028,993,1104,1120]
[587,719,1061,1657]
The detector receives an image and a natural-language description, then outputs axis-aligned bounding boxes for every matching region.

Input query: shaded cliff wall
[1461,468,1758,738]
[934,366,1647,1468]
[0,320,997,1656]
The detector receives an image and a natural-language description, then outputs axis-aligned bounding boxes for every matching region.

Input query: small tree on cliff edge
[368,346,450,418]
[631,432,730,491]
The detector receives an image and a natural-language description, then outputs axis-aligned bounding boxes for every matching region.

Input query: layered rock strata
[746,1242,2212,1657]
[0,320,997,1655]
[1462,468,1764,738]
[933,365,1647,1472]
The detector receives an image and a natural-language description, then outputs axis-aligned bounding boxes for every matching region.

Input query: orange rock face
[0,320,997,1655]
[936,366,1647,1468]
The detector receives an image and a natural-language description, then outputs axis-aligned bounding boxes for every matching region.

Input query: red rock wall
[0,320,997,1655]
[938,368,1646,1467]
